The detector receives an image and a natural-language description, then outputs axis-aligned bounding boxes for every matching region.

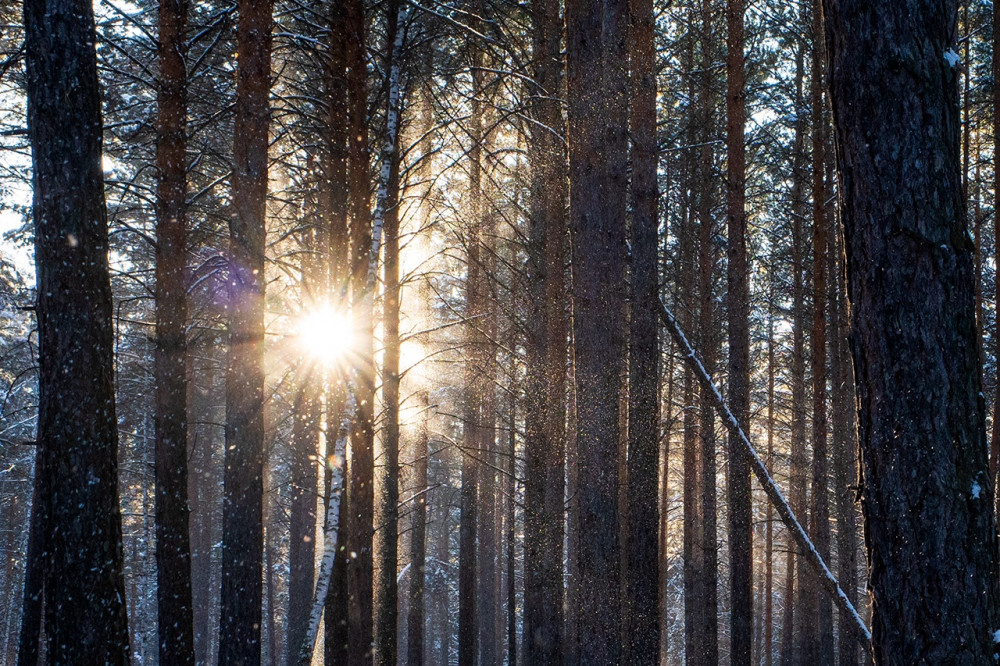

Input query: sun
[295,304,354,366]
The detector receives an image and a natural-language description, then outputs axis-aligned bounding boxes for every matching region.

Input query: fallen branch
[656,296,872,648]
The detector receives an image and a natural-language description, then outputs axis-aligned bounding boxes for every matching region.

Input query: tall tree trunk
[566,0,628,661]
[725,0,752,662]
[323,0,350,660]
[764,311,776,666]
[992,0,1000,488]
[373,3,406,663]
[406,78,435,666]
[524,0,567,658]
[154,0,195,662]
[458,39,485,666]
[345,0,375,659]
[22,0,131,660]
[824,0,1000,660]
[219,1,272,662]
[625,0,660,661]
[830,182,860,666]
[505,386,518,666]
[782,40,809,666]
[806,1,834,660]
[695,1,719,657]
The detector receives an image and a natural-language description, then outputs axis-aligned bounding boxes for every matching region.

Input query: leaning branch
[656,296,872,648]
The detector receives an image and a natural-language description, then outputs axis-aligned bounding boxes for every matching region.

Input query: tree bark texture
[824,0,1000,661]
[23,0,132,661]
[219,0,272,663]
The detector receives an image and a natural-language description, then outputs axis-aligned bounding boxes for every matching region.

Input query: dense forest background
[0,0,994,664]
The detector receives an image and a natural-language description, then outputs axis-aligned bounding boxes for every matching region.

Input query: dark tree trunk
[992,0,1000,489]
[782,40,809,666]
[22,0,131,661]
[344,0,374,660]
[322,2,351,662]
[694,2,719,656]
[764,311,776,666]
[625,0,660,660]
[725,0,752,662]
[16,453,44,666]
[458,41,485,666]
[830,185,860,666]
[824,0,1000,660]
[406,392,430,666]
[566,0,628,661]
[325,456,351,666]
[806,1,833,661]
[286,379,319,666]
[523,0,567,658]
[154,0,195,662]
[219,0,272,663]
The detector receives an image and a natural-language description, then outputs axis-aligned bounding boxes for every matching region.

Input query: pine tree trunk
[524,0,567,658]
[154,0,195,662]
[286,379,319,666]
[458,40,485,666]
[373,3,406,663]
[566,0,628,661]
[782,39,809,666]
[695,2,719,654]
[219,1,272,662]
[625,0,661,661]
[824,0,1000,660]
[830,191,860,666]
[725,0,752,661]
[345,0,375,659]
[806,2,833,659]
[22,0,131,660]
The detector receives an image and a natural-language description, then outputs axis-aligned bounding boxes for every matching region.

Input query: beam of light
[295,304,354,366]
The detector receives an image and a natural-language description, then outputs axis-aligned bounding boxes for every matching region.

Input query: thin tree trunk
[154,0,195,661]
[345,0,375,659]
[22,0,131,660]
[764,312,776,666]
[16,453,44,666]
[626,0,660,660]
[830,183,860,666]
[458,35,485,666]
[286,378,319,666]
[406,392,430,666]
[824,0,1000,659]
[725,0,752,661]
[806,1,833,660]
[783,39,809,666]
[373,3,406,663]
